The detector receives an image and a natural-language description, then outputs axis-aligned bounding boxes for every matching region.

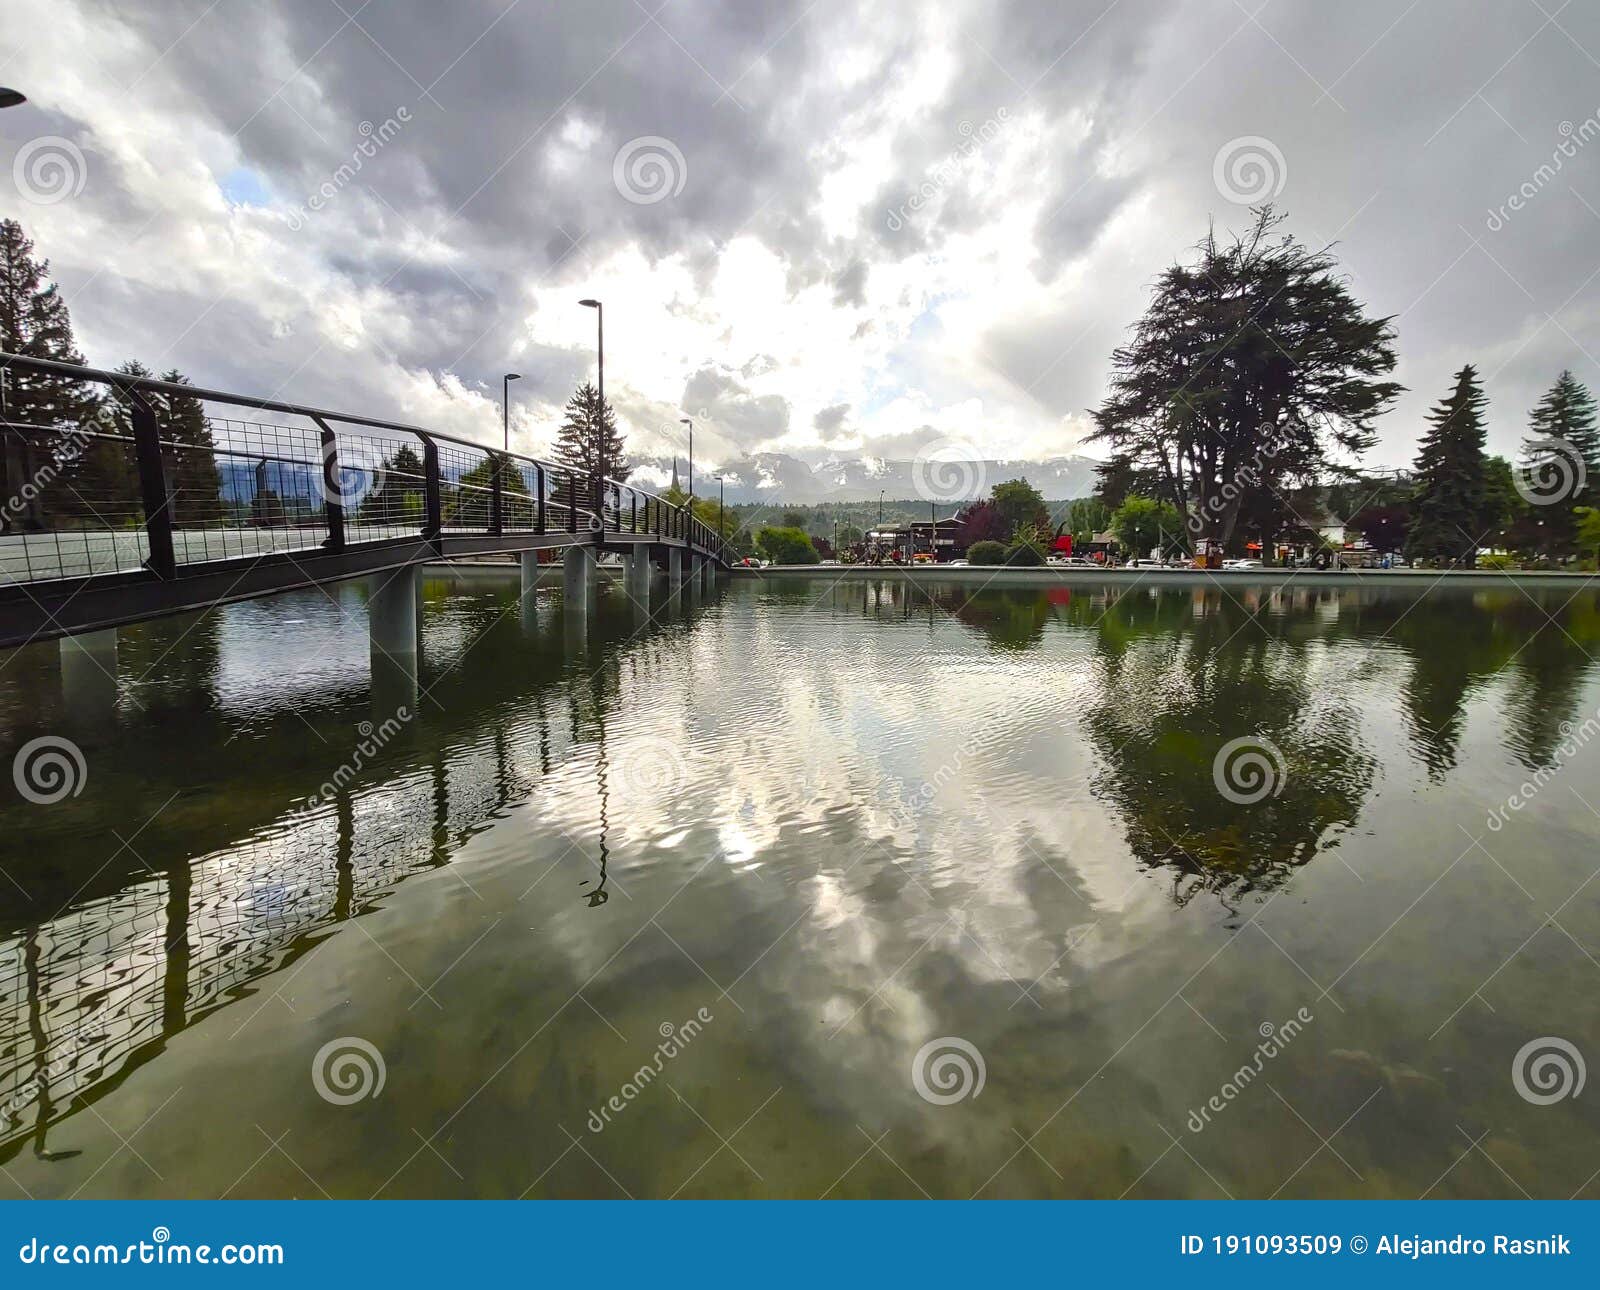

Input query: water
[1,573,1598,1199]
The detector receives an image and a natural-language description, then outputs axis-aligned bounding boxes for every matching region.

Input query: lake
[1,572,1597,1198]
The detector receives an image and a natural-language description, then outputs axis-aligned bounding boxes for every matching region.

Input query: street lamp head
[578,298,600,308]
[0,89,25,109]
[679,417,691,427]
[505,372,522,381]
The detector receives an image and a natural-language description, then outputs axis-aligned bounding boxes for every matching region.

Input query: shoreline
[740,564,1600,589]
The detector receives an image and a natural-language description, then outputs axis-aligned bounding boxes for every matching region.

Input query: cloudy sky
[3,0,1600,483]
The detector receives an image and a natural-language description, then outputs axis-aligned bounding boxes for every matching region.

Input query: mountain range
[630,452,1102,503]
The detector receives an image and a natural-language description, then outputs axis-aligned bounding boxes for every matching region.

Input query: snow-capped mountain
[627,453,1101,503]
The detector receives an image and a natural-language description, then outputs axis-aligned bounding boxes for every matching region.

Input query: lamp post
[502,373,521,452]
[679,417,693,509]
[578,298,603,523]
[713,473,725,556]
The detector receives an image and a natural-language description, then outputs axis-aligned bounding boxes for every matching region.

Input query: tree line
[1083,205,1600,569]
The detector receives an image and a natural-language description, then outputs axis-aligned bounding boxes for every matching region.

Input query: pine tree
[0,219,101,531]
[158,369,222,526]
[552,382,629,482]
[1406,366,1493,568]
[1518,371,1599,558]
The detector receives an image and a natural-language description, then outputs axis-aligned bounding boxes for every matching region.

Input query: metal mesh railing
[0,354,728,590]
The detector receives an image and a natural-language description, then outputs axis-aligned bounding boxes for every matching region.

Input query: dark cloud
[4,0,1600,469]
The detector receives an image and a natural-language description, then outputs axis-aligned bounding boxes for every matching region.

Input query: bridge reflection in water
[0,572,703,1166]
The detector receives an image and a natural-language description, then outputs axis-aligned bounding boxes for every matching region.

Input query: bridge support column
[624,549,651,615]
[369,567,419,656]
[368,568,419,709]
[519,551,541,633]
[60,628,118,724]
[563,543,596,616]
[687,554,704,604]
[700,556,714,593]
[667,548,683,602]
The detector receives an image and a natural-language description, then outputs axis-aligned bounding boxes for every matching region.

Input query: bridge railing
[0,353,726,588]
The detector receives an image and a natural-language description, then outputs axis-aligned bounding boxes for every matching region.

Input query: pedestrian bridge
[0,353,728,656]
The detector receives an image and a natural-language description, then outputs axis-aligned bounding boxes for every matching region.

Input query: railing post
[631,492,638,534]
[127,386,176,577]
[566,472,578,534]
[535,464,546,535]
[313,416,345,548]
[489,453,504,535]
[420,436,442,543]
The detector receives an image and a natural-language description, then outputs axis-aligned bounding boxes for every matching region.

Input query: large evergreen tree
[552,382,629,483]
[158,369,222,526]
[1406,366,1493,568]
[1089,207,1401,553]
[1517,370,1598,557]
[0,219,101,531]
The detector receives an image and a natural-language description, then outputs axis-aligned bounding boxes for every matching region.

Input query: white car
[1223,558,1263,570]
[948,559,969,567]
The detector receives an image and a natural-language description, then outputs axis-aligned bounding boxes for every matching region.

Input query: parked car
[1223,558,1264,569]
[948,559,969,567]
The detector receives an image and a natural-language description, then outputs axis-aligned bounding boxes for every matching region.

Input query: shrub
[1004,540,1046,567]
[967,540,1006,565]
[1479,552,1516,570]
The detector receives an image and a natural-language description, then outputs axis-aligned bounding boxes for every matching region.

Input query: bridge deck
[0,353,728,649]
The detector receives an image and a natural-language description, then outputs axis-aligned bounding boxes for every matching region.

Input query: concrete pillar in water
[519,551,541,633]
[667,547,683,598]
[625,548,651,615]
[368,567,419,712]
[369,567,419,657]
[701,555,714,593]
[60,628,118,724]
[563,543,595,616]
